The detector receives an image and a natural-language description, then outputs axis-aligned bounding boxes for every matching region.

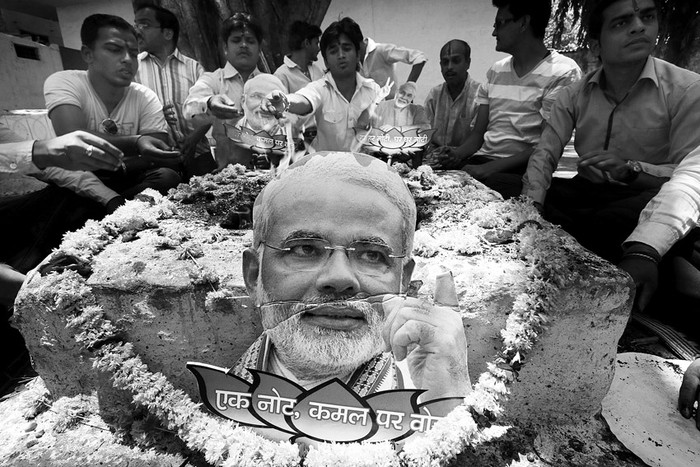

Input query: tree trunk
[133,0,331,73]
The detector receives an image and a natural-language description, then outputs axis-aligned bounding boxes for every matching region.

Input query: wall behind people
[0,33,63,109]
[322,0,506,104]
[56,0,134,50]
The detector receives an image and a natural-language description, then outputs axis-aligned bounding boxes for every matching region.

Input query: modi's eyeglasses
[101,118,119,135]
[261,238,405,277]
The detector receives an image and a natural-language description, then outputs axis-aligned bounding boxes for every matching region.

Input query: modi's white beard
[247,111,279,134]
[255,281,385,380]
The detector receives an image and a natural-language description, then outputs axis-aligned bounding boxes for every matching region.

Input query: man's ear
[589,38,601,59]
[242,247,260,299]
[520,14,531,34]
[401,258,415,293]
[163,28,174,42]
[81,45,94,64]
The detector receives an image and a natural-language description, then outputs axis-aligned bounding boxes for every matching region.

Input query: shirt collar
[588,56,658,89]
[138,47,184,64]
[223,62,261,80]
[364,37,377,58]
[325,71,374,95]
[283,55,300,69]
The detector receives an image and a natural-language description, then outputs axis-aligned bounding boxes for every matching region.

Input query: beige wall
[57,0,133,50]
[0,33,63,110]
[323,0,506,104]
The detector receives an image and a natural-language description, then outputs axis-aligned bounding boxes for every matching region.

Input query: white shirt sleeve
[625,145,700,256]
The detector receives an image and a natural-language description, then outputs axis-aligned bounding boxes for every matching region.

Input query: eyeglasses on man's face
[261,238,405,277]
[134,22,160,31]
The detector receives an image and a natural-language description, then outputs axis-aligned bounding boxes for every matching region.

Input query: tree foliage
[550,0,700,70]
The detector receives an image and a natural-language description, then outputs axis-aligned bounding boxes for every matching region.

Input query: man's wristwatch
[620,159,642,183]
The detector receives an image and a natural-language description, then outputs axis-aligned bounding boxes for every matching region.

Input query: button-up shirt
[523,56,700,206]
[361,37,427,99]
[626,144,700,256]
[135,48,207,153]
[424,76,481,147]
[0,124,37,174]
[274,55,325,131]
[183,62,261,164]
[274,55,324,93]
[295,72,380,151]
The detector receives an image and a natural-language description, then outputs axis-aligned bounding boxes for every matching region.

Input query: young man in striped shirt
[133,4,215,177]
[435,0,581,199]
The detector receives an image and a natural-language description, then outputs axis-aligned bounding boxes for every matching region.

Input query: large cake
[3,162,641,466]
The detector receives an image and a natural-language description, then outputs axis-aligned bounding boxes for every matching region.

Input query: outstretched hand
[679,358,700,430]
[208,94,243,120]
[32,130,124,172]
[263,90,290,118]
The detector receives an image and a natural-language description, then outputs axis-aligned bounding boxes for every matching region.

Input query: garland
[46,191,560,466]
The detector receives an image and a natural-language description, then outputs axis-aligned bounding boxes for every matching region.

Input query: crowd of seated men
[1,0,699,428]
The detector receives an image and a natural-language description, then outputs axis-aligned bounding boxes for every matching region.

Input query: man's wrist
[31,140,49,169]
[618,160,642,183]
[621,241,662,264]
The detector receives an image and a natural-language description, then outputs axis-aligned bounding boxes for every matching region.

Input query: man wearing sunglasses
[232,152,470,406]
[432,0,581,200]
[41,13,182,212]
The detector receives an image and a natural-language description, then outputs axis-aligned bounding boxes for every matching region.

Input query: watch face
[628,160,642,173]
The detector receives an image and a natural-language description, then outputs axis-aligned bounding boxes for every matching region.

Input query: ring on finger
[86,145,94,157]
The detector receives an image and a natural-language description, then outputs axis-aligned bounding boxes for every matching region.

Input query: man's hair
[135,5,180,44]
[288,21,322,51]
[221,12,263,43]
[320,17,363,60]
[440,39,472,60]
[253,152,417,256]
[81,14,137,49]
[492,0,551,39]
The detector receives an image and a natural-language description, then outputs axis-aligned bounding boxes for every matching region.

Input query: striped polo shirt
[135,48,208,153]
[476,51,581,158]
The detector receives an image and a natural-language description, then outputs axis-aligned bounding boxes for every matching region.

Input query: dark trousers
[0,186,105,273]
[0,168,181,273]
[465,155,526,199]
[98,167,181,198]
[544,176,700,333]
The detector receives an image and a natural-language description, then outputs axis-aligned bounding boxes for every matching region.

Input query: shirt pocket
[624,125,670,162]
[322,109,344,124]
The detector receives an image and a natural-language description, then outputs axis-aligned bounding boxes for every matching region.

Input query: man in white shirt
[274,21,324,144]
[358,32,427,100]
[267,18,381,152]
[184,13,263,169]
[43,14,181,208]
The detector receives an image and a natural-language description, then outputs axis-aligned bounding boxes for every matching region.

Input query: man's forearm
[489,148,534,172]
[407,62,425,83]
[453,132,484,160]
[288,94,313,116]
